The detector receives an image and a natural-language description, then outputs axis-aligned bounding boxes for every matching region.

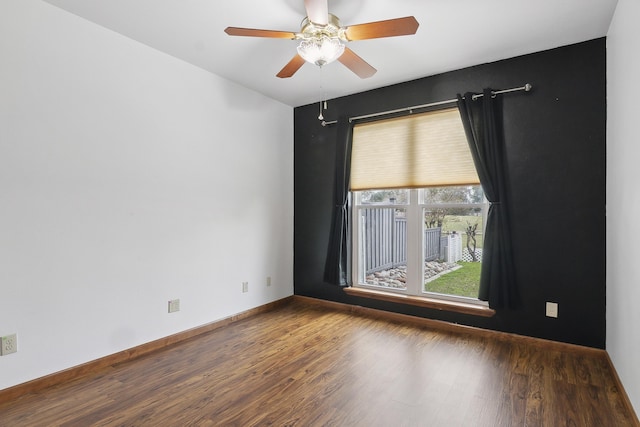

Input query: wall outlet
[242,281,249,293]
[1,333,17,355]
[168,299,180,313]
[546,302,558,318]
[266,276,271,287]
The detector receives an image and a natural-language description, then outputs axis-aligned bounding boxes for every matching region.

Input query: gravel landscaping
[365,261,461,289]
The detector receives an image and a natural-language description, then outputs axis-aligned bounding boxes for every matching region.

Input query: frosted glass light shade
[297,36,345,66]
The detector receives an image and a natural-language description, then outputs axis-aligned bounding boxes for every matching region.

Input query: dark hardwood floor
[0,298,636,426]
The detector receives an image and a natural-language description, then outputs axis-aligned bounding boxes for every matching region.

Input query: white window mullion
[405,189,423,294]
[351,194,362,286]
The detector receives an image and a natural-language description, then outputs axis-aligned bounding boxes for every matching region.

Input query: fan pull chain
[318,66,326,121]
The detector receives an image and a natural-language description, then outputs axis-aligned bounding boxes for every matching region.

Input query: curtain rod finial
[524,83,532,92]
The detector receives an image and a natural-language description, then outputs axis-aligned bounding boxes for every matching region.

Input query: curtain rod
[320,83,532,127]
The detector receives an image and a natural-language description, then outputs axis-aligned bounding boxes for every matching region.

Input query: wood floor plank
[1,300,637,426]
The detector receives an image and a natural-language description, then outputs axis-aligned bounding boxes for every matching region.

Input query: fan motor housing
[298,13,347,41]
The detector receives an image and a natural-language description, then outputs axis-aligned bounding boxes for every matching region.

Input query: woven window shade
[350,108,480,190]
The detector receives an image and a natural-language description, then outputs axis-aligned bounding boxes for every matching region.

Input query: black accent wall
[294,39,606,348]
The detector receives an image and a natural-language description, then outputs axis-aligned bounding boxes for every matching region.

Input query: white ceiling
[44,0,617,107]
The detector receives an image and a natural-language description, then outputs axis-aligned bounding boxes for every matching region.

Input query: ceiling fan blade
[344,16,419,41]
[224,27,297,39]
[304,0,328,25]
[276,54,307,78]
[338,48,377,79]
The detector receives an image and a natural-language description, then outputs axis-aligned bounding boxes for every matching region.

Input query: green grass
[425,262,481,298]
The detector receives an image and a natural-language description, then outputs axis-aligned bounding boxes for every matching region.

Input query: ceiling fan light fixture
[225,3,418,79]
[297,36,345,66]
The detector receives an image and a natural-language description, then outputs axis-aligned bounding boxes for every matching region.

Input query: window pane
[358,207,407,290]
[359,189,409,205]
[423,207,484,298]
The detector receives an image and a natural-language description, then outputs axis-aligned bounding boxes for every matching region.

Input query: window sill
[343,286,496,318]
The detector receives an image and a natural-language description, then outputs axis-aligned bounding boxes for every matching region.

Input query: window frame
[352,187,489,307]
[348,104,491,309]
[419,188,489,304]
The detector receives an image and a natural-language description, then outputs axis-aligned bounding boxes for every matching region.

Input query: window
[350,107,488,304]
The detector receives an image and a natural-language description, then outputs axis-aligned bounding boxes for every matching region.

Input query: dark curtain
[457,89,517,309]
[324,116,354,286]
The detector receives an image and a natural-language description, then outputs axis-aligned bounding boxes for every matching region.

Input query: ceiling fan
[224,0,419,79]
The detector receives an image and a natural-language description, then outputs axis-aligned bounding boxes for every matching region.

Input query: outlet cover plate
[168,299,180,313]
[1,333,17,355]
[546,302,558,318]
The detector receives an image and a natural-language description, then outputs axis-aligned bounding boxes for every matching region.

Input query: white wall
[0,0,293,390]
[607,0,640,416]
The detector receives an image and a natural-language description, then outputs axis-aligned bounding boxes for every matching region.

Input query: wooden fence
[361,208,442,274]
